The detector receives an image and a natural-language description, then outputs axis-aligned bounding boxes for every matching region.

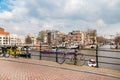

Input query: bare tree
[114,35,120,45]
[37,31,45,42]
[96,36,106,44]
[25,35,32,44]
[86,29,97,44]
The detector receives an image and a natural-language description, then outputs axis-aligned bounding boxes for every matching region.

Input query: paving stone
[0,58,119,80]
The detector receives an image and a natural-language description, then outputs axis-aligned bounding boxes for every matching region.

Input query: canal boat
[84,44,96,49]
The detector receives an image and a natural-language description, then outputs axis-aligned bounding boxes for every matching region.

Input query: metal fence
[23,45,120,70]
[3,44,119,70]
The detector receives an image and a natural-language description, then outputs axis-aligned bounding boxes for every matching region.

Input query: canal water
[98,45,120,70]
[30,45,120,70]
[78,45,120,70]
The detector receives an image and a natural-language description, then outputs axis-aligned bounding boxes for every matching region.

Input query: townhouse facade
[0,27,24,46]
[38,30,63,45]
[9,34,24,45]
[0,27,96,46]
[0,27,10,45]
[38,30,86,47]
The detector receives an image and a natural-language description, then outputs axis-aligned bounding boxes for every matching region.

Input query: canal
[30,45,120,70]
[99,45,120,70]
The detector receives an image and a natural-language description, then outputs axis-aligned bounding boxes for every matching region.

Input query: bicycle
[0,47,8,57]
[70,52,85,66]
[57,50,85,66]
[5,46,22,58]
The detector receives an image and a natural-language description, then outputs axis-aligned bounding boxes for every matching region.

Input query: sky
[0,0,120,38]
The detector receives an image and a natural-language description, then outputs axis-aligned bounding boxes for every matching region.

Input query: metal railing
[25,44,120,69]
[2,44,119,69]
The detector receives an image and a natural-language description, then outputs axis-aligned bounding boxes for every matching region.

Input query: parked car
[88,59,96,67]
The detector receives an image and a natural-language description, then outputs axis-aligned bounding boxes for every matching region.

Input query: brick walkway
[0,58,120,80]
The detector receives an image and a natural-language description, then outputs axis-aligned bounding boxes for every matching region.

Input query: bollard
[96,44,99,68]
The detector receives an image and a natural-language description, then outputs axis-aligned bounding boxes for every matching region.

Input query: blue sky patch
[0,0,12,12]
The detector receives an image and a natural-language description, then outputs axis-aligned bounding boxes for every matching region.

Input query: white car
[88,59,97,67]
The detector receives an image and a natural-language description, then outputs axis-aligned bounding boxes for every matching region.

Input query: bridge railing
[17,45,120,69]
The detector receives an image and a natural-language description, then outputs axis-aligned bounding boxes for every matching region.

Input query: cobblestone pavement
[0,58,120,80]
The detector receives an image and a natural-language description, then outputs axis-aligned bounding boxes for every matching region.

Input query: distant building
[31,35,37,46]
[38,30,86,47]
[10,34,18,45]
[0,27,10,45]
[38,30,63,45]
[67,30,83,44]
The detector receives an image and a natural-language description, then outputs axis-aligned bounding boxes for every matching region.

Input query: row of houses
[0,27,25,46]
[38,30,97,47]
[0,27,96,47]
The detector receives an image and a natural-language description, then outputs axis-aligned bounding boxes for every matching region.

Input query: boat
[110,45,116,49]
[66,44,78,49]
[116,44,120,49]
[84,44,96,49]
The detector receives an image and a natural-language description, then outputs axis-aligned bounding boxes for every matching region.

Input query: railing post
[26,46,29,58]
[56,46,58,62]
[39,42,42,60]
[74,49,77,65]
[14,45,17,58]
[96,44,99,68]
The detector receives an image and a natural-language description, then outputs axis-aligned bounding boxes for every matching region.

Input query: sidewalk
[0,58,120,80]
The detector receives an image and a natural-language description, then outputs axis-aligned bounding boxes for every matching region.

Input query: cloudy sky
[0,0,120,38]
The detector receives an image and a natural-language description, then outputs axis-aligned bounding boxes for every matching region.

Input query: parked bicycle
[5,46,22,58]
[57,50,85,66]
[0,47,8,57]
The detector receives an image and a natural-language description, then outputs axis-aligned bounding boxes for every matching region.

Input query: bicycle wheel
[57,53,66,64]
[5,52,10,58]
[0,53,4,57]
[14,54,20,58]
[70,55,76,65]
[13,52,20,58]
[77,54,85,66]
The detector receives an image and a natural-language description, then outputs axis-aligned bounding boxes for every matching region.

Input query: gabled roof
[0,27,9,36]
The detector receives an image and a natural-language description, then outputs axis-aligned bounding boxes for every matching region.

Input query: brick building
[67,30,83,44]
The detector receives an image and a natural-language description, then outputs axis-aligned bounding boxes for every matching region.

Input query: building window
[3,37,6,39]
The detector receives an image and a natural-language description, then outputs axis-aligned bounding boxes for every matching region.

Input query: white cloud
[0,11,13,19]
[29,18,40,25]
[97,19,106,27]
[64,0,82,12]
[0,0,120,37]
